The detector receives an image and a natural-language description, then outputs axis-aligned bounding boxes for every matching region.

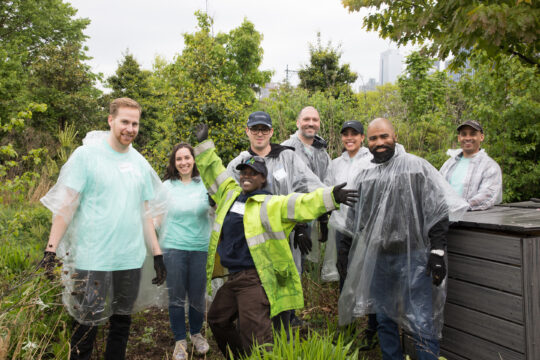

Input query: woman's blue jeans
[163,249,208,341]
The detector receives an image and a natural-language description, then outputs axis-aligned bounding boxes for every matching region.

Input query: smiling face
[297,107,321,140]
[246,125,273,153]
[458,125,484,157]
[108,106,140,152]
[239,167,266,193]
[174,147,194,179]
[367,118,397,163]
[341,128,364,156]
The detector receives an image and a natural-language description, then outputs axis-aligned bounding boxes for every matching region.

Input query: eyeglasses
[248,127,271,135]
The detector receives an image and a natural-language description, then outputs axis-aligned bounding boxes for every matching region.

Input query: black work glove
[208,193,216,207]
[336,235,352,281]
[332,183,359,207]
[426,253,446,286]
[152,255,167,286]
[318,214,329,243]
[196,123,209,143]
[293,223,312,255]
[39,251,58,280]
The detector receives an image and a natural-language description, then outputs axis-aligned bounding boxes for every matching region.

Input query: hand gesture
[332,183,359,207]
[293,223,312,255]
[196,123,209,143]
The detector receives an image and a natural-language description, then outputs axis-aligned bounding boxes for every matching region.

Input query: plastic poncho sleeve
[194,139,239,205]
[466,163,503,210]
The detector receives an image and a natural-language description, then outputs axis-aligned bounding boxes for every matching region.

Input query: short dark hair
[163,143,200,181]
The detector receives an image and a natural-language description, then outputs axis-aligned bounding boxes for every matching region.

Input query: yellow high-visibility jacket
[194,140,338,317]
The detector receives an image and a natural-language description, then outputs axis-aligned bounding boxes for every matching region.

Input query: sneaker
[173,339,188,360]
[190,333,209,354]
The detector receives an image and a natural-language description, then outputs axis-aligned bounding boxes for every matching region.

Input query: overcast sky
[68,0,415,90]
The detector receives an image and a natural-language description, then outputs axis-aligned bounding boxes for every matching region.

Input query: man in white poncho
[338,118,468,360]
[40,98,167,360]
[439,120,502,210]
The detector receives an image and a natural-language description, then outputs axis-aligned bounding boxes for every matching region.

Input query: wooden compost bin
[404,201,540,360]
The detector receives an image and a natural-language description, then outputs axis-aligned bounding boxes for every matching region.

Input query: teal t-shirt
[449,157,471,196]
[63,140,155,271]
[160,179,211,252]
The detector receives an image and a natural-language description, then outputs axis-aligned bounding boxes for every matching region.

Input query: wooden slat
[440,349,469,360]
[441,326,524,360]
[447,229,521,265]
[444,303,524,352]
[522,237,540,359]
[446,278,523,324]
[448,254,522,295]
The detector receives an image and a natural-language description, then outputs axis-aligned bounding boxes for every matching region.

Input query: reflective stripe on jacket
[194,140,338,317]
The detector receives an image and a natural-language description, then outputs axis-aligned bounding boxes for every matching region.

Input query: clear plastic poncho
[321,148,373,282]
[227,147,326,272]
[282,133,332,263]
[336,144,468,339]
[40,131,168,325]
[439,149,503,211]
[281,132,331,181]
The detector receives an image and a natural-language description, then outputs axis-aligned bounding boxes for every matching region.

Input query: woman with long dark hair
[160,142,212,360]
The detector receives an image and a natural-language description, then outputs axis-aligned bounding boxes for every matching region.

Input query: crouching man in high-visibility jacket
[193,124,358,359]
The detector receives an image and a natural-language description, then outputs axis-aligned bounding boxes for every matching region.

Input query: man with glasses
[227,111,326,327]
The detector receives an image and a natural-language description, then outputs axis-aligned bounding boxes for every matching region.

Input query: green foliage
[342,0,540,69]
[396,52,456,167]
[28,41,103,136]
[243,327,359,360]
[298,33,358,98]
[0,0,91,130]
[457,52,540,202]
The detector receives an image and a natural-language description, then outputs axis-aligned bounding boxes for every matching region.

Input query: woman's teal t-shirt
[160,179,211,252]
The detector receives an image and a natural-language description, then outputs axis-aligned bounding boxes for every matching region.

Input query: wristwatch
[431,249,445,256]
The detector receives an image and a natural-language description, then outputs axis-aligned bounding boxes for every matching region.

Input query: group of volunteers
[39,97,503,360]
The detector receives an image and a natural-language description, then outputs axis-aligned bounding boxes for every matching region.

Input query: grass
[0,204,383,359]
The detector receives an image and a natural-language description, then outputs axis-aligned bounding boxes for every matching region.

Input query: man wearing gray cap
[440,120,502,210]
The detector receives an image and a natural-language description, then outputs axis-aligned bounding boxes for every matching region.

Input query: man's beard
[370,144,395,163]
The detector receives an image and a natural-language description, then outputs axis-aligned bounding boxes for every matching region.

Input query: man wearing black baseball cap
[440,120,502,210]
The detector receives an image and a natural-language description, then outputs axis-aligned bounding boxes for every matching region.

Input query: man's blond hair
[109,97,142,117]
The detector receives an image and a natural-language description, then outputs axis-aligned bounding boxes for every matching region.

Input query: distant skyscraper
[379,49,403,85]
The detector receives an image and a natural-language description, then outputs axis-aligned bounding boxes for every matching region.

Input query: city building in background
[379,49,403,85]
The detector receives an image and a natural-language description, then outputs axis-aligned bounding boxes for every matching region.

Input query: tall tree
[342,0,539,69]
[457,52,540,202]
[106,53,157,148]
[298,33,358,98]
[0,0,90,124]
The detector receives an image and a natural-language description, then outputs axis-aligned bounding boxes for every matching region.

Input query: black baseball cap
[236,156,268,179]
[247,111,272,128]
[457,120,483,133]
[341,120,364,135]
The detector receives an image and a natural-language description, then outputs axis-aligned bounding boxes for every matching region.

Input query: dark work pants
[69,268,140,360]
[207,268,273,359]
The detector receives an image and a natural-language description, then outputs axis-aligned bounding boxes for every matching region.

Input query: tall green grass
[241,327,360,360]
[0,204,70,359]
